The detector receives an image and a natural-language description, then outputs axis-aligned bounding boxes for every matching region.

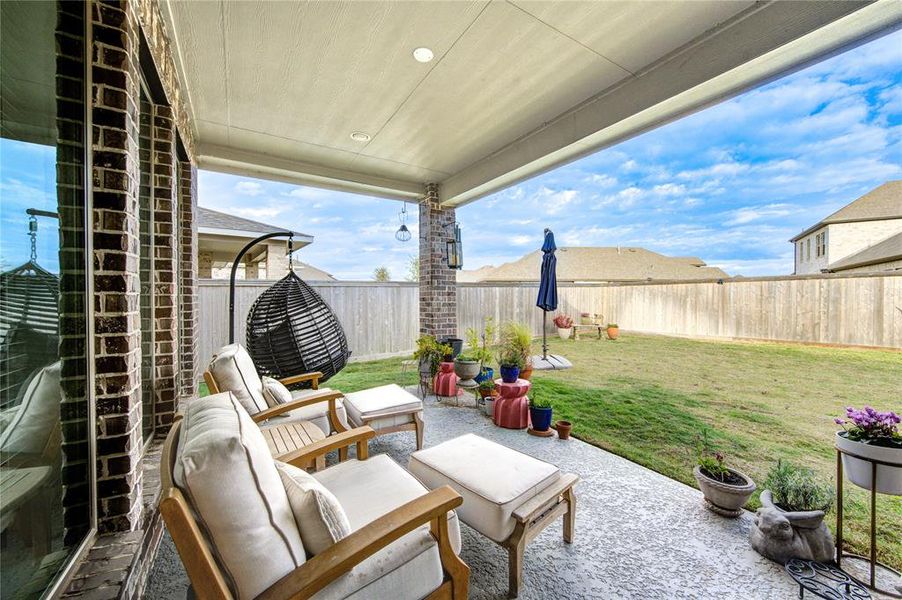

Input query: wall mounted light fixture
[446,222,462,269]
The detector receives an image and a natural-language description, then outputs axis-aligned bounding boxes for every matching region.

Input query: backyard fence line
[197,273,901,365]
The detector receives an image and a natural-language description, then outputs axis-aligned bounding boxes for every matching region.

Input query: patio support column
[178,160,199,406]
[418,183,458,340]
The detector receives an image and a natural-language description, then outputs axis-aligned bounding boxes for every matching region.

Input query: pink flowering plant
[835,406,902,449]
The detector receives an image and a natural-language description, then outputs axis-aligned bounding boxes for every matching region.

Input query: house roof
[790,181,902,241]
[462,247,728,282]
[293,261,336,281]
[198,207,313,244]
[828,232,902,272]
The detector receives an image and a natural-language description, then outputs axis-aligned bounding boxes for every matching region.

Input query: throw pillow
[262,376,292,407]
[276,461,351,555]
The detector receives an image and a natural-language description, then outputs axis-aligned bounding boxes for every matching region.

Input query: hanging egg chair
[245,270,351,387]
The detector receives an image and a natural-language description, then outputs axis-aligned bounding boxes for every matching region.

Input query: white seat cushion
[409,433,560,542]
[276,461,351,556]
[207,343,268,415]
[312,455,461,600]
[0,362,61,456]
[344,384,422,430]
[174,392,305,600]
[258,389,348,435]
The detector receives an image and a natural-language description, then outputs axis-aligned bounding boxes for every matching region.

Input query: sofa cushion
[408,433,560,542]
[276,461,351,556]
[174,392,305,600]
[262,376,292,407]
[343,384,422,420]
[0,362,61,456]
[207,343,267,415]
[311,455,461,599]
[259,390,348,435]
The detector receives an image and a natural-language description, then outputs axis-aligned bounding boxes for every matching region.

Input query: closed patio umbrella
[532,229,571,370]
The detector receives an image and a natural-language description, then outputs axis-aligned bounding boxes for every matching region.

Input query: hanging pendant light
[395,202,412,242]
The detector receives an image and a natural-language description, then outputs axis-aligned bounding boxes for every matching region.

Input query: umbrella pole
[543,310,548,359]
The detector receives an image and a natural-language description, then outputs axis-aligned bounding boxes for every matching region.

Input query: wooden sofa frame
[160,415,470,600]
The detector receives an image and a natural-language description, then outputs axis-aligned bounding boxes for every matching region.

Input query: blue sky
[1,32,899,279]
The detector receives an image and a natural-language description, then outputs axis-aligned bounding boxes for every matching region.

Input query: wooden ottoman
[409,434,578,597]
[344,383,425,449]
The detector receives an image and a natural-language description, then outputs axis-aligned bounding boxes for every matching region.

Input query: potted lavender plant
[692,430,756,517]
[835,406,902,495]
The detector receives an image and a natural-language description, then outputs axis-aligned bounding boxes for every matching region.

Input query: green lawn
[325,333,902,570]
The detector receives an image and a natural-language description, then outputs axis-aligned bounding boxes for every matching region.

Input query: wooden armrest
[279,371,323,388]
[259,486,463,600]
[277,426,375,469]
[251,391,344,423]
[513,473,579,522]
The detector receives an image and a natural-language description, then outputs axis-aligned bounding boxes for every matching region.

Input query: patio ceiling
[160,0,901,206]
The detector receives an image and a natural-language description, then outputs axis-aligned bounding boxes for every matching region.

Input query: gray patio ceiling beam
[198,144,426,202]
[440,0,902,208]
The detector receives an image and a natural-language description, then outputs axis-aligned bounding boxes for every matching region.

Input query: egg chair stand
[228,233,351,386]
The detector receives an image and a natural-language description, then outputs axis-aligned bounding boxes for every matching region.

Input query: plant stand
[493,379,531,429]
[785,559,870,600]
[835,447,902,598]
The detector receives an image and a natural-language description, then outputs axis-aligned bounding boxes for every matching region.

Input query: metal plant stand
[785,559,870,599]
[835,447,902,598]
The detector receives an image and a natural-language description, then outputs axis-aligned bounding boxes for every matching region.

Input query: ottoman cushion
[344,384,422,430]
[409,434,560,542]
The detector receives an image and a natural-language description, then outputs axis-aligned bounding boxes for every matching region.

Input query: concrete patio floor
[146,391,799,599]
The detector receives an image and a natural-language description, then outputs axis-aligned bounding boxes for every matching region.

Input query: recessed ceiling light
[350,131,371,142]
[413,47,434,63]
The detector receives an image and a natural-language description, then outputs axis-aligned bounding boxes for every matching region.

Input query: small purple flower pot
[500,365,520,383]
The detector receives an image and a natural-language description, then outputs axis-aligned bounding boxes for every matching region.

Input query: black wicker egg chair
[245,270,351,388]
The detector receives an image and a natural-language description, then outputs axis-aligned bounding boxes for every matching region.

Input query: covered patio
[147,389,795,599]
[12,0,898,598]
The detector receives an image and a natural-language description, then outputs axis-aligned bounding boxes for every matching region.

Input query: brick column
[151,105,178,431]
[91,0,144,533]
[178,160,199,405]
[418,183,458,339]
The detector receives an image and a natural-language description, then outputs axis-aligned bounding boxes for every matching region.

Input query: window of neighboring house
[798,241,804,262]
[806,238,811,261]
[820,230,827,257]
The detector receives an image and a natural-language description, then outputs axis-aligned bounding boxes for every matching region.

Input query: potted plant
[751,460,835,564]
[692,430,756,517]
[477,378,497,399]
[413,335,451,386]
[554,420,573,440]
[605,323,619,340]
[500,321,533,379]
[497,349,524,383]
[456,326,492,387]
[528,393,553,433]
[835,406,902,494]
[553,314,574,339]
[580,312,594,325]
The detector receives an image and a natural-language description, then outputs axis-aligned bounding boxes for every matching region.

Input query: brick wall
[178,161,198,404]
[418,183,458,339]
[91,0,144,534]
[57,0,92,546]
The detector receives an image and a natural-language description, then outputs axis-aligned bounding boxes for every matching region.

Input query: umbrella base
[530,354,572,370]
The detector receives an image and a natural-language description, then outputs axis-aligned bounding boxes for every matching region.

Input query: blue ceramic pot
[529,406,553,431]
[499,365,520,383]
[474,367,494,384]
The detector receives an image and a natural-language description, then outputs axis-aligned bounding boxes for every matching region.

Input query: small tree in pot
[496,349,525,383]
[413,335,451,389]
[553,314,574,339]
[692,430,756,517]
[500,321,533,379]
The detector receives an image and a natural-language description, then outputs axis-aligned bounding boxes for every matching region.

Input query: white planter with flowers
[835,406,902,496]
[552,314,574,340]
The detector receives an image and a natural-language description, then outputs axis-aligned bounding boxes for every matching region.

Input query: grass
[324,333,902,569]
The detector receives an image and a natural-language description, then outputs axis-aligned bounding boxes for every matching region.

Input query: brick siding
[419,183,458,339]
[178,161,198,406]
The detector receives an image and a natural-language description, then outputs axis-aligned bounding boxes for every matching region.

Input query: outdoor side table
[785,559,870,599]
[493,379,530,429]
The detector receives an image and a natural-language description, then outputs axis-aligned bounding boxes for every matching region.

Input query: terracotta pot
[693,466,756,517]
[556,327,572,340]
[520,364,533,380]
[836,432,902,495]
[554,420,572,440]
[606,326,619,340]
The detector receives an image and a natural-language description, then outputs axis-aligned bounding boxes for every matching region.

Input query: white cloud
[584,174,618,188]
[724,203,796,226]
[234,181,264,196]
[509,235,532,246]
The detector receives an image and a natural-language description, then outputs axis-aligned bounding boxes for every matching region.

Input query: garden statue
[750,490,834,564]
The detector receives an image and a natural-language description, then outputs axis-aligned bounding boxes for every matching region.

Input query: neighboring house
[198,207,336,280]
[790,181,902,275]
[459,247,728,283]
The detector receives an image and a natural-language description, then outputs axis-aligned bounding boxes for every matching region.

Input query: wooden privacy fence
[197,273,901,365]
